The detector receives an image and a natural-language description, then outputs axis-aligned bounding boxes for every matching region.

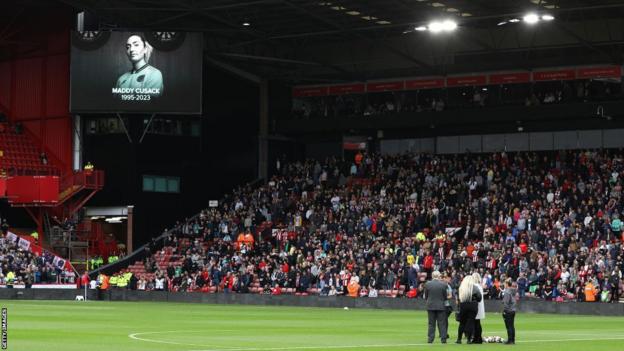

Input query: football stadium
[2,0,624,350]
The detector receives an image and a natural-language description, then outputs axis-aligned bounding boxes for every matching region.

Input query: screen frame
[69,31,203,115]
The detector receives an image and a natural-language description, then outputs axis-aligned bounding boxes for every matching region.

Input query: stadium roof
[6,0,624,83]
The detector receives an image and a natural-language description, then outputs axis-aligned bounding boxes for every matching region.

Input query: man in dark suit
[424,270,449,343]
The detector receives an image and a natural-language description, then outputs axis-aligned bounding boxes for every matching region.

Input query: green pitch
[3,300,624,350]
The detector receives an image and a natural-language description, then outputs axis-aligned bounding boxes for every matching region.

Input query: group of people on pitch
[424,271,516,344]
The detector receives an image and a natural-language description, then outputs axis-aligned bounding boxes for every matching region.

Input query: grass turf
[2,299,623,351]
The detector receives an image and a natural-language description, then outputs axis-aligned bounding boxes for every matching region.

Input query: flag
[53,256,66,270]
[6,232,18,243]
[445,227,461,236]
[18,238,31,251]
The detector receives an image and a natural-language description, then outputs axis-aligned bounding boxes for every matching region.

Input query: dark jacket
[503,287,517,312]
[424,279,448,311]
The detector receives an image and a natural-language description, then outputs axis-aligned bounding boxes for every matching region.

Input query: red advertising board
[38,176,59,203]
[0,178,6,197]
[7,177,38,203]
[343,142,367,150]
[447,75,488,87]
[533,69,576,81]
[577,66,622,79]
[366,81,405,92]
[292,86,328,97]
[404,78,445,90]
[6,176,59,204]
[328,83,366,95]
[291,64,621,97]
[489,72,531,84]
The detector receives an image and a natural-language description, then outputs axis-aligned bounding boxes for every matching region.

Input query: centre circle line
[128,330,624,351]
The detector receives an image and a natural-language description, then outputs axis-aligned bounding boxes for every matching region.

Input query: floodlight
[428,21,444,33]
[523,13,539,24]
[441,20,457,31]
[427,20,457,33]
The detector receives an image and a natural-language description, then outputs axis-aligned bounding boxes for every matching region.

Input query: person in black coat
[456,275,482,344]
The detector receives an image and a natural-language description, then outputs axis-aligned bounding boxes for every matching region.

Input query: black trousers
[427,310,448,342]
[474,319,483,343]
[611,286,619,302]
[457,302,478,342]
[503,311,516,342]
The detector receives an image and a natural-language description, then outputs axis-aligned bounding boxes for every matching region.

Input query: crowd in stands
[0,220,76,287]
[109,148,624,303]
[292,79,621,119]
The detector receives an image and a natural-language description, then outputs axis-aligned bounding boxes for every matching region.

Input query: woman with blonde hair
[472,272,485,343]
[456,275,481,344]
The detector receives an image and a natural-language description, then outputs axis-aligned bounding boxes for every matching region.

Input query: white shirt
[331,196,340,210]
[561,271,570,283]
[475,284,485,320]
[546,192,554,203]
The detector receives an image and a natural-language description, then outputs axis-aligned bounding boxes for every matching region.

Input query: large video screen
[70,31,202,114]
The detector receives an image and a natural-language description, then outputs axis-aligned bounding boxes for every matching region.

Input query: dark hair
[128,34,148,45]
[126,34,153,63]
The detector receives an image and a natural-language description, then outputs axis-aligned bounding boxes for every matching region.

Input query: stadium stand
[108,149,624,303]
[0,228,76,287]
[291,78,622,120]
[0,122,60,176]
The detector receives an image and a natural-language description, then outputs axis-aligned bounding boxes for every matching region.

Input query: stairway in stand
[126,248,183,281]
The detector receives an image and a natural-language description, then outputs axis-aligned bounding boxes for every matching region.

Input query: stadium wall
[380,128,624,155]
[1,289,623,317]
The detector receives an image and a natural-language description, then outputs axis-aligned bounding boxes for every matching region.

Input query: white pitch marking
[128,330,624,351]
[129,330,237,348]
[186,337,624,351]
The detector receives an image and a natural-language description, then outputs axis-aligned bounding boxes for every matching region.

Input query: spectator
[110,148,623,306]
